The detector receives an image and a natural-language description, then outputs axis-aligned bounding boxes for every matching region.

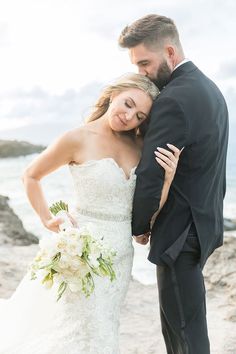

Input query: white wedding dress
[0,158,136,354]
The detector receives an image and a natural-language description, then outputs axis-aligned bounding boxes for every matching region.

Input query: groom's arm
[132,96,188,236]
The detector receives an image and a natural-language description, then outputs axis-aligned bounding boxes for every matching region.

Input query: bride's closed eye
[136,113,145,121]
[124,99,146,121]
[125,100,132,109]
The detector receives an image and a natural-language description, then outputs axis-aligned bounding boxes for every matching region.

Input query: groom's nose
[138,67,148,76]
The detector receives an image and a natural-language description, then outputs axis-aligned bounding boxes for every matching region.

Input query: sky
[0,0,236,144]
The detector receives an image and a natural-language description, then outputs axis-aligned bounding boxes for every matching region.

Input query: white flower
[69,257,83,271]
[68,281,82,293]
[30,208,117,300]
[36,269,49,282]
[78,263,90,278]
[63,227,79,237]
[59,254,71,268]
[56,210,73,231]
[88,255,99,268]
[77,240,83,257]
[43,278,53,289]
[39,235,58,257]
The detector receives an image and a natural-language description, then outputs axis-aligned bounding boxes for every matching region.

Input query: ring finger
[154,151,177,168]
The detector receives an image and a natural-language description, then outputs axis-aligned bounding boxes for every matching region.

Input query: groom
[119,14,228,353]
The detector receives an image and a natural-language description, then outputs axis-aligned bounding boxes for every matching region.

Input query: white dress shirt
[174,58,190,71]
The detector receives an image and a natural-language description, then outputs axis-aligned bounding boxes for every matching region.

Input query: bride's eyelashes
[125,100,132,109]
[124,100,145,121]
[136,113,144,121]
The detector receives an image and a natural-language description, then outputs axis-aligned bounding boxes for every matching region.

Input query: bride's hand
[43,217,64,233]
[43,213,78,233]
[154,143,183,184]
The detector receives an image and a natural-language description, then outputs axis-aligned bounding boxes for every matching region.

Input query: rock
[0,195,38,246]
[224,218,236,231]
[0,139,46,158]
[0,244,38,298]
[204,236,236,287]
[226,308,236,322]
[204,236,236,313]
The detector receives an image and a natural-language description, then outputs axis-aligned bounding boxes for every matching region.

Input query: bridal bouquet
[30,201,116,301]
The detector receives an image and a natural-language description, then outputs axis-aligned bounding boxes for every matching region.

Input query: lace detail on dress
[69,158,136,220]
[75,207,131,221]
[0,158,136,354]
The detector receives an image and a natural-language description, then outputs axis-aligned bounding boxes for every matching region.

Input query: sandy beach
[0,238,236,354]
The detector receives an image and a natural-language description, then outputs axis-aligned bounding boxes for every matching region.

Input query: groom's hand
[133,232,150,245]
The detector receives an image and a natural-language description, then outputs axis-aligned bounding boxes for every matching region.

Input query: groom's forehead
[129,44,157,64]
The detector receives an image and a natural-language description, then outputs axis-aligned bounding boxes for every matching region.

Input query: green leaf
[42,272,52,284]
[57,281,67,301]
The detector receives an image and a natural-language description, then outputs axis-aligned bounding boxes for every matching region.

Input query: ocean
[0,147,235,285]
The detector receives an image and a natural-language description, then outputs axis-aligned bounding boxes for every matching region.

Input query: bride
[0,73,180,354]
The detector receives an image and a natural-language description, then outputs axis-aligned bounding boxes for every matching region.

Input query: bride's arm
[150,144,182,226]
[22,129,81,232]
[134,144,181,245]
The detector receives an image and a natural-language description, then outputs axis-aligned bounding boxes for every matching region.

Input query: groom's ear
[166,45,175,57]
[165,45,176,70]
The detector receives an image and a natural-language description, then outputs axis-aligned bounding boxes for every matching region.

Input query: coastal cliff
[0,139,46,158]
[0,195,38,246]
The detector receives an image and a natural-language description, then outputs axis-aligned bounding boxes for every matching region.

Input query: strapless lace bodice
[69,158,137,221]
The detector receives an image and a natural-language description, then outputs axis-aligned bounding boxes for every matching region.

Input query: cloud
[0,82,102,126]
[217,60,236,80]
[0,22,10,47]
[81,0,236,87]
[83,0,235,44]
[0,81,105,144]
[83,0,191,40]
[0,0,235,94]
[224,87,236,119]
[0,0,235,145]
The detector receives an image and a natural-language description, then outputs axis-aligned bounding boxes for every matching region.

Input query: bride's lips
[117,115,127,126]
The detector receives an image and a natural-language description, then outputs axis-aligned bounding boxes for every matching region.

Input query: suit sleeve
[132,96,188,235]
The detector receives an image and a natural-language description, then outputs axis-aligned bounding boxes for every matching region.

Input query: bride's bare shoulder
[72,121,99,136]
[61,123,96,146]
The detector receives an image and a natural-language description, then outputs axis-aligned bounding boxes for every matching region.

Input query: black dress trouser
[156,229,210,354]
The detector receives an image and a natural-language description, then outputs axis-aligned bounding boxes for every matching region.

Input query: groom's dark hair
[118,14,181,49]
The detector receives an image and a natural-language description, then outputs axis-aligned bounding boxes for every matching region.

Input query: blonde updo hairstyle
[86,73,159,136]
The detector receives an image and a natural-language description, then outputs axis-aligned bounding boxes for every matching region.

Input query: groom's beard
[151,61,172,91]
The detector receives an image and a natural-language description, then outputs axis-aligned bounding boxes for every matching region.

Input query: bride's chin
[111,126,123,133]
[110,116,126,131]
[109,121,122,132]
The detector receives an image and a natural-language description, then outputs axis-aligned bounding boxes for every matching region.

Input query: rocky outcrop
[0,139,45,158]
[224,218,236,231]
[204,236,236,291]
[204,236,236,322]
[0,195,38,297]
[0,195,38,246]
[0,244,38,297]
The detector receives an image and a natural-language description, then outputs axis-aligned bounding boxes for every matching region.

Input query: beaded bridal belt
[75,208,131,222]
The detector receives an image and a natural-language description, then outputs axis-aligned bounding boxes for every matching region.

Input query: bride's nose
[125,111,134,121]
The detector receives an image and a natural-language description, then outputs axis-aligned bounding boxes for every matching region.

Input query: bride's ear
[109,91,119,103]
[109,93,115,104]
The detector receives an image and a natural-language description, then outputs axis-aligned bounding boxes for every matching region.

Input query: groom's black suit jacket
[132,61,229,268]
